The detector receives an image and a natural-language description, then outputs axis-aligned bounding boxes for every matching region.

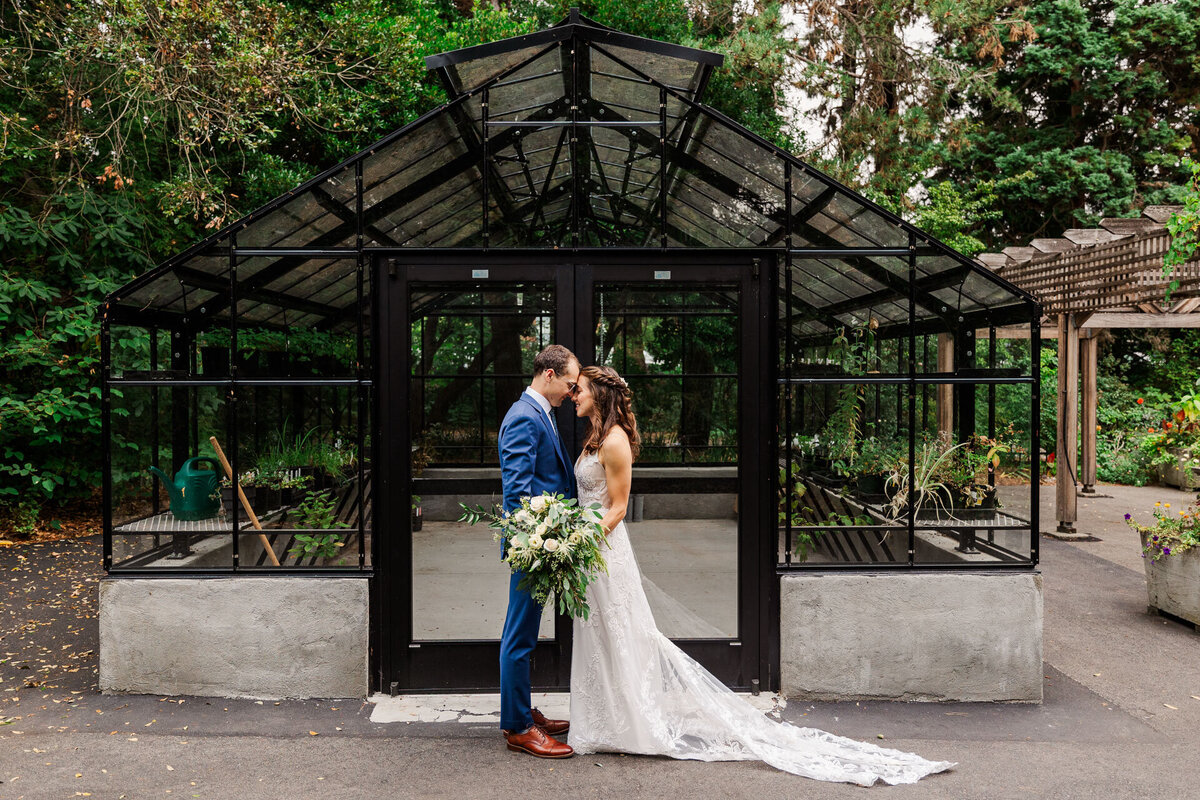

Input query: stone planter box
[1141,532,1200,630]
[1156,446,1200,489]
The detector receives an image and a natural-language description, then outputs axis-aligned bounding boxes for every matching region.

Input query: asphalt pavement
[2,484,1199,799]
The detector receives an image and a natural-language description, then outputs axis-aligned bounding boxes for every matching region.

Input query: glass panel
[108,325,173,380]
[118,249,228,318]
[597,43,704,96]
[227,257,359,375]
[238,166,356,249]
[670,119,784,246]
[588,49,659,122]
[782,258,910,378]
[804,193,907,249]
[452,42,553,96]
[411,281,556,640]
[489,73,564,123]
[584,126,662,246]
[110,385,231,569]
[909,383,1034,565]
[233,384,364,568]
[594,283,738,637]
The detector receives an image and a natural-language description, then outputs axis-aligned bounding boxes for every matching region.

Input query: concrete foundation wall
[99,577,368,699]
[780,572,1043,702]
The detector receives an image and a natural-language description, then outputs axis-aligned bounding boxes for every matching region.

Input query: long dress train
[568,452,954,786]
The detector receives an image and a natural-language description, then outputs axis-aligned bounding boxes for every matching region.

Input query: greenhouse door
[377,253,773,693]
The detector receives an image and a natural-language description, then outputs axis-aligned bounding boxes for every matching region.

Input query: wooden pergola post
[1079,332,1098,494]
[936,333,954,437]
[1056,313,1079,532]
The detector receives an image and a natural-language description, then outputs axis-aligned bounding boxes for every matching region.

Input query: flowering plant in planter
[1126,497,1200,562]
[1138,384,1200,489]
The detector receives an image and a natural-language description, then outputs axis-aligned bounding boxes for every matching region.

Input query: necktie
[548,409,559,438]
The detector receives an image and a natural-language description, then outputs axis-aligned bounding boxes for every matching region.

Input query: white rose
[543,538,559,552]
[535,522,549,537]
[528,534,543,549]
[529,496,548,512]
[568,532,582,545]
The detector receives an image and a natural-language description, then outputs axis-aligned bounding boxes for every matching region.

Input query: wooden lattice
[979,213,1200,315]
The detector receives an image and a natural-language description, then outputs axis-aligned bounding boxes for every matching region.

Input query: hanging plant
[1162,158,1200,304]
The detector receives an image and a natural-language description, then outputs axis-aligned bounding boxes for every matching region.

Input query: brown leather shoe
[531,707,569,737]
[504,725,574,759]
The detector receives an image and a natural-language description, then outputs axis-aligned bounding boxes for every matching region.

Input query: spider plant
[884,436,969,521]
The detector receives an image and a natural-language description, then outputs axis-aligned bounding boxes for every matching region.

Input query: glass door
[575,259,764,688]
[380,258,573,691]
[380,254,769,692]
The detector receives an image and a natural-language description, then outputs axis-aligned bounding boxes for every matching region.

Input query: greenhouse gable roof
[107,11,1037,338]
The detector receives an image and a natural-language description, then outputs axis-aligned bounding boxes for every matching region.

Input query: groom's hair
[533,344,577,377]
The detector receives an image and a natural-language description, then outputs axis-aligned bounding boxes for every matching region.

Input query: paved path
[3,484,1200,798]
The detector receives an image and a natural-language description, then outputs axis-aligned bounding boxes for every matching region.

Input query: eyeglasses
[551,369,578,395]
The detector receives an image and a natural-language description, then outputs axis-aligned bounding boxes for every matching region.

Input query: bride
[566,365,954,786]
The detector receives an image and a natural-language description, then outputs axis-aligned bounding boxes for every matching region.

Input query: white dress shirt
[523,386,558,435]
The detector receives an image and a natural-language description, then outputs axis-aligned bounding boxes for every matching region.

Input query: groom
[497,344,580,758]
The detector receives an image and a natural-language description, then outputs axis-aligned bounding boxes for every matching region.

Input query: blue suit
[498,392,576,732]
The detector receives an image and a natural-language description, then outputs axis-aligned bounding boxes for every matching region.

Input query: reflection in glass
[594,283,739,637]
[410,281,556,640]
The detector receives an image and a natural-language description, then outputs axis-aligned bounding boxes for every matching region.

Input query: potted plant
[945,433,1012,519]
[288,488,350,564]
[1126,495,1200,628]
[1141,387,1200,490]
[853,431,903,497]
[884,434,965,520]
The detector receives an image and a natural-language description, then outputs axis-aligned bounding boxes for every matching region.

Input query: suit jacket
[498,393,576,513]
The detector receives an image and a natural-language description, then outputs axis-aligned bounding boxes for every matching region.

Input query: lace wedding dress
[568,452,954,786]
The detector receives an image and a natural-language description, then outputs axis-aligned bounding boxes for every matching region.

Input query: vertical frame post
[907,232,917,565]
[101,311,113,572]
[1080,333,1098,494]
[481,88,491,249]
[229,235,240,570]
[659,86,668,250]
[782,162,793,566]
[1030,316,1041,564]
[1055,313,1079,533]
[356,158,368,568]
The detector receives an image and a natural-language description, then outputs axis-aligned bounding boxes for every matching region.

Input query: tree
[938,0,1200,245]
[786,0,1036,197]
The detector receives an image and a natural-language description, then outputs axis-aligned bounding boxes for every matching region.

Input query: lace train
[569,453,953,786]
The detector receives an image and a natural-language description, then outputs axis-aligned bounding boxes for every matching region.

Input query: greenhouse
[100,11,1044,700]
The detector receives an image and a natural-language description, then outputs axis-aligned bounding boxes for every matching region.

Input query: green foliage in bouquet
[460,492,609,619]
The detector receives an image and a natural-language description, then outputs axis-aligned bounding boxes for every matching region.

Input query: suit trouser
[500,570,542,732]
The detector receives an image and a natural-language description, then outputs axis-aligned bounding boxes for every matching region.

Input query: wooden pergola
[974,206,1200,533]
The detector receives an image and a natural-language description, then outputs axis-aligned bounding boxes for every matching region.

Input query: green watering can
[148,457,222,521]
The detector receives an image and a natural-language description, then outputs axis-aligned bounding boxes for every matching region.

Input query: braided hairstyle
[580,365,641,460]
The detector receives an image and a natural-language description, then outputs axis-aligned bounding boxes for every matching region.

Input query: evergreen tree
[939,0,1200,244]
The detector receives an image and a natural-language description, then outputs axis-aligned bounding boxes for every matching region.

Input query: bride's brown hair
[580,365,640,460]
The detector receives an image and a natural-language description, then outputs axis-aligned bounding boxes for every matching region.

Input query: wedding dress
[568,452,954,786]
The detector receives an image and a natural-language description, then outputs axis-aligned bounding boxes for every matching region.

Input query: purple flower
[1124,513,1132,520]
[1163,547,1172,555]
[1153,535,1159,541]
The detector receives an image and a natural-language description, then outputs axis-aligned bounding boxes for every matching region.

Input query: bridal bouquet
[459,493,608,619]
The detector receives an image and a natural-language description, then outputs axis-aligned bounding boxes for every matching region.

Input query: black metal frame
[98,12,1041,695]
[378,250,770,692]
